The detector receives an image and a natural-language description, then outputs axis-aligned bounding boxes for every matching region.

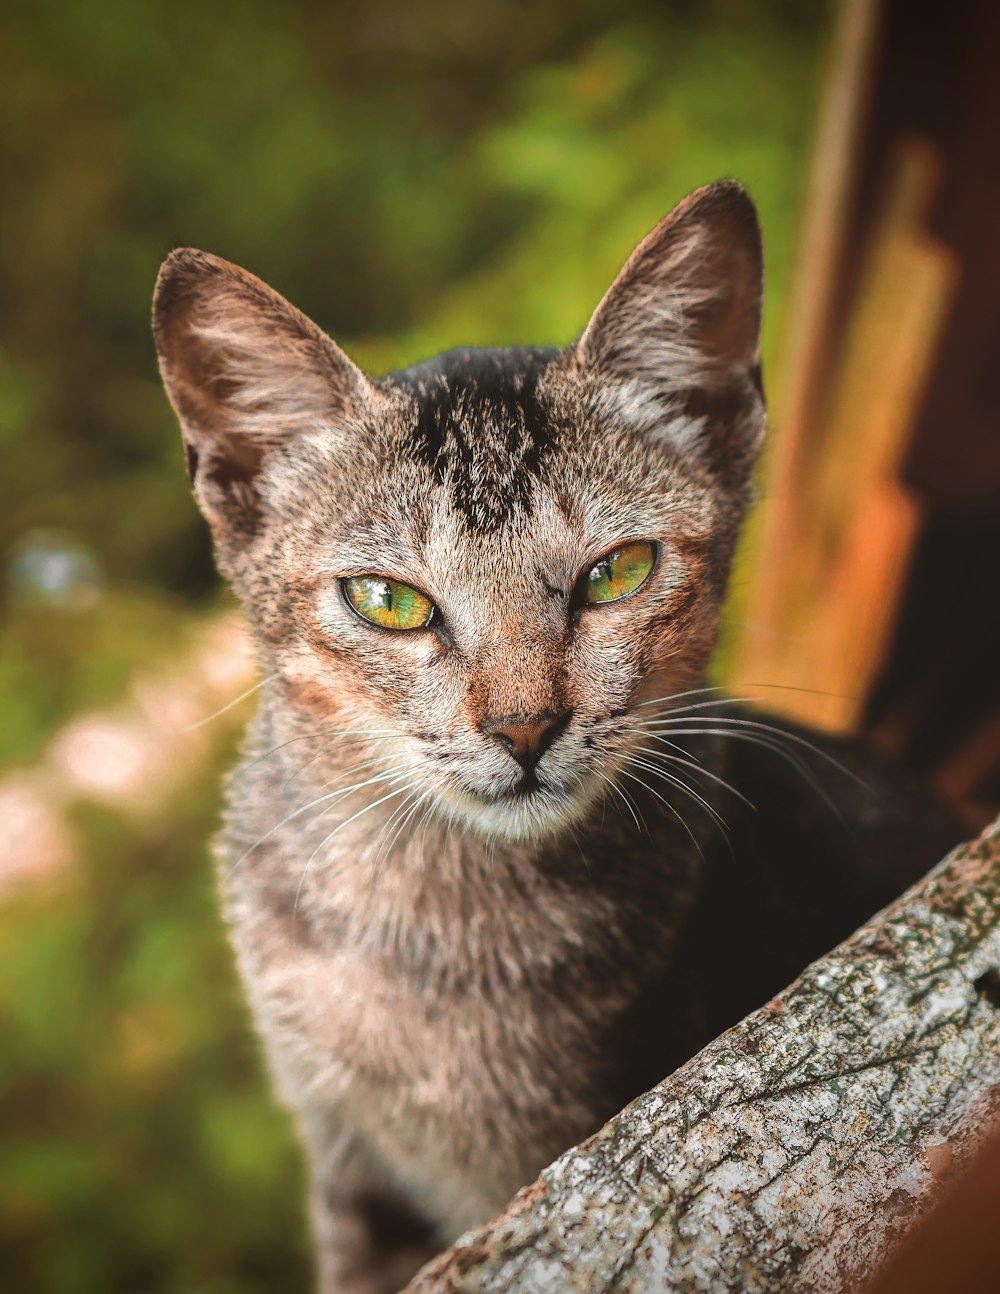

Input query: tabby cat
[154,182,955,1294]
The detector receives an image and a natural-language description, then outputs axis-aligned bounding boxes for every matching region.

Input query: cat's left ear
[572,180,765,482]
[153,249,374,544]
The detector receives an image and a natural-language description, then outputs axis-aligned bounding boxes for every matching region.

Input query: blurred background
[1,1,997,1291]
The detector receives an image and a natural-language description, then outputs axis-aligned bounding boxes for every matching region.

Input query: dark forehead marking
[384,346,561,533]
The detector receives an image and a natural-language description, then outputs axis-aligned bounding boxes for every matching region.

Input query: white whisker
[185,671,279,730]
[374,787,437,882]
[623,754,730,833]
[244,726,397,773]
[634,683,731,710]
[627,732,757,811]
[645,713,867,790]
[294,779,423,915]
[228,760,421,878]
[284,751,393,795]
[639,724,846,825]
[617,765,706,856]
[282,729,399,788]
[594,768,646,834]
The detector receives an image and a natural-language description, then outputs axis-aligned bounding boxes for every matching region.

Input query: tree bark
[405,816,1000,1294]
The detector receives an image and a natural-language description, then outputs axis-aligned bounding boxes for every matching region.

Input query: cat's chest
[224,797,692,1064]
[229,866,642,1227]
[229,845,646,1070]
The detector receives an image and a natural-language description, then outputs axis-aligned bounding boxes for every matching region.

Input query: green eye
[584,540,656,605]
[343,575,435,630]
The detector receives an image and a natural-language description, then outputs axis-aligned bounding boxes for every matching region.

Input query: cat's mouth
[444,769,597,843]
[478,773,544,806]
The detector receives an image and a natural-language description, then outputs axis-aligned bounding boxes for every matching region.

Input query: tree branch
[406,816,1000,1293]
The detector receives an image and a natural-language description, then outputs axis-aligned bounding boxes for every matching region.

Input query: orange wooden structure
[734,0,1000,831]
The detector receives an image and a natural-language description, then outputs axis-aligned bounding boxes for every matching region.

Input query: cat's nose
[481,712,572,773]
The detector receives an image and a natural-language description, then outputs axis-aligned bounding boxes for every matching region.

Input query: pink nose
[481,712,571,773]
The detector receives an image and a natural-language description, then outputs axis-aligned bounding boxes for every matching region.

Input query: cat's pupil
[590,560,611,585]
[373,580,393,612]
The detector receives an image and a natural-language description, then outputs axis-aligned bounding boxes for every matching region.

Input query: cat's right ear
[153,250,372,542]
[571,181,765,484]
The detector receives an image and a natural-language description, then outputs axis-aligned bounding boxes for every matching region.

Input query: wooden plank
[733,141,958,732]
[736,0,882,677]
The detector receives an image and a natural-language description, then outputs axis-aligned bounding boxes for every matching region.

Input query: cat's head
[153,181,764,843]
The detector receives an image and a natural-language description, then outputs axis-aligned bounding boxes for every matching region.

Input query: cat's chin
[445,782,595,845]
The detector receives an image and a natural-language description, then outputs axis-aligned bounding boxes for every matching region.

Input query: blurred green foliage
[1,1,831,1290]
[1,790,312,1293]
